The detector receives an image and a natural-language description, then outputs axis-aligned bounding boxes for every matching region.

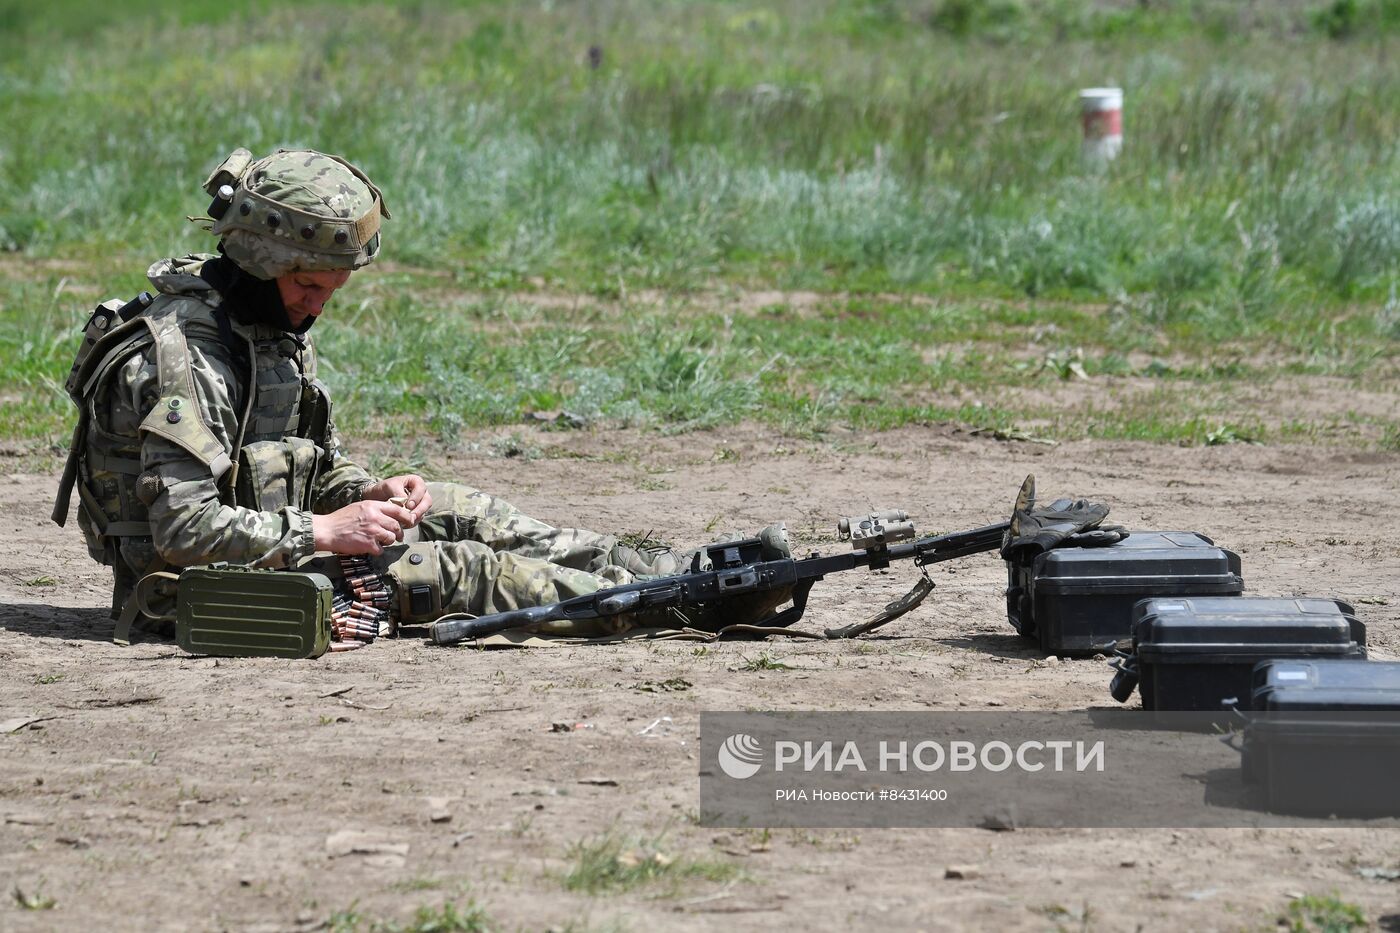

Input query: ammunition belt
[330,555,392,650]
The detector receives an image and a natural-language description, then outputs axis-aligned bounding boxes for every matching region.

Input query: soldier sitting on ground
[53,147,789,647]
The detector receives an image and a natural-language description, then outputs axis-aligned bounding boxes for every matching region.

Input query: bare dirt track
[2,425,1399,932]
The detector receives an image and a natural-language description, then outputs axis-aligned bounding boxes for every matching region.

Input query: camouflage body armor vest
[52,256,336,618]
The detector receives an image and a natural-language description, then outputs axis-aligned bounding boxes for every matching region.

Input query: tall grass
[0,1,1396,446]
[3,2,1397,297]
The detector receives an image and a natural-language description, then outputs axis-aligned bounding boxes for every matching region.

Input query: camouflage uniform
[347,483,667,626]
[54,149,689,637]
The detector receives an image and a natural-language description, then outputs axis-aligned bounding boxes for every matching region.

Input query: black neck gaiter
[200,254,315,335]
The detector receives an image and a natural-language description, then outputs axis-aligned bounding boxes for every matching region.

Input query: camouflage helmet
[202,148,390,280]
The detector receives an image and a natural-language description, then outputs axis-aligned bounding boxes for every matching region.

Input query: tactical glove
[1000,475,1125,561]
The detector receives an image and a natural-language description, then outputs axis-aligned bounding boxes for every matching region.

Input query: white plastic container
[1080,87,1123,163]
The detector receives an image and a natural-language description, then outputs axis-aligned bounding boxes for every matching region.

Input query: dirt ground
[2,424,1399,932]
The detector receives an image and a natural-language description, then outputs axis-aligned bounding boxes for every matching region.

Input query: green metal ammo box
[176,566,333,659]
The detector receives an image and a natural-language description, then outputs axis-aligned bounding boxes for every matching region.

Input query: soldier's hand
[362,475,432,526]
[312,501,416,555]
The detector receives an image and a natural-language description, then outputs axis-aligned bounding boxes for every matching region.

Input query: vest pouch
[298,378,334,448]
[73,439,148,567]
[75,494,111,565]
[234,438,323,514]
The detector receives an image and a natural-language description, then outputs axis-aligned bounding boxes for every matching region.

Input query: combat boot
[606,540,695,577]
[756,522,791,561]
[609,522,792,577]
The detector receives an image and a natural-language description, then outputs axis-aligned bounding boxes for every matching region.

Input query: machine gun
[430,513,1010,645]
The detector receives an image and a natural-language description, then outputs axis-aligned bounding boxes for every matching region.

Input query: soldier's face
[276,268,354,328]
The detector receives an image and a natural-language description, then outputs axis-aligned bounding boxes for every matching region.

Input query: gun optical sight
[838,511,915,551]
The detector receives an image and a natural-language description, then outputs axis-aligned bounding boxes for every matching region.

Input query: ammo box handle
[1348,617,1367,649]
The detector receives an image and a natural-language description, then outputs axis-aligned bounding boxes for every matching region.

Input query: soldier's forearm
[312,459,378,512]
[150,490,315,569]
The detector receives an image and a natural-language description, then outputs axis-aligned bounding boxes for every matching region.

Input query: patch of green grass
[11,883,56,910]
[1380,423,1400,451]
[631,677,692,693]
[387,877,446,894]
[328,899,493,933]
[612,530,677,552]
[1284,893,1368,933]
[739,652,793,672]
[1205,424,1260,446]
[391,901,492,933]
[486,433,542,461]
[328,905,366,933]
[561,831,740,896]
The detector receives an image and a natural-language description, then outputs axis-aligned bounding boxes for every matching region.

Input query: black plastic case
[1112,597,1366,711]
[1242,659,1400,817]
[1005,531,1243,655]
